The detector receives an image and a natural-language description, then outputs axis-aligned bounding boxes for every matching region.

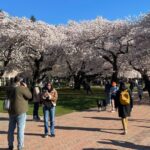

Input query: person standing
[41,82,58,137]
[104,80,111,106]
[7,76,32,150]
[110,82,118,112]
[33,80,41,121]
[136,80,143,102]
[129,79,135,94]
[115,82,133,135]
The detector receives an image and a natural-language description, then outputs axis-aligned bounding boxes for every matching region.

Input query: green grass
[0,86,105,116]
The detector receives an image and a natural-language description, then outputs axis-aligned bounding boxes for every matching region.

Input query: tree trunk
[73,75,82,90]
[111,71,118,83]
[111,60,118,83]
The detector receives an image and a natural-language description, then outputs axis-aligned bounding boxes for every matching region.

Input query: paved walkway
[0,104,150,150]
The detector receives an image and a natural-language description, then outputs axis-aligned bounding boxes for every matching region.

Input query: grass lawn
[0,86,105,116]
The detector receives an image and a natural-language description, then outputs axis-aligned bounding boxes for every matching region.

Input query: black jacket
[115,89,133,118]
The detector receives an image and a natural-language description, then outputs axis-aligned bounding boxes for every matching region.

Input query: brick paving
[0,104,150,150]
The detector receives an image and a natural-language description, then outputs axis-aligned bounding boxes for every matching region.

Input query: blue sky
[0,0,150,24]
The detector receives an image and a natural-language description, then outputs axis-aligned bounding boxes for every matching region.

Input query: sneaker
[50,134,55,137]
[35,117,41,121]
[111,110,115,113]
[33,116,41,121]
[33,116,37,121]
[44,134,48,138]
[8,146,13,150]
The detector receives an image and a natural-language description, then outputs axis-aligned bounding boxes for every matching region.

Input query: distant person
[7,76,32,150]
[104,80,111,105]
[82,80,93,95]
[136,80,143,102]
[144,77,150,101]
[33,80,41,121]
[115,82,133,135]
[41,82,58,138]
[110,82,118,112]
[129,79,135,94]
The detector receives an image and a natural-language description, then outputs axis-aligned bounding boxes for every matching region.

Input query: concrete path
[0,104,150,150]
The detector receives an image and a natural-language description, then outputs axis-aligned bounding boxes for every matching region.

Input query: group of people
[7,76,58,150]
[6,76,142,150]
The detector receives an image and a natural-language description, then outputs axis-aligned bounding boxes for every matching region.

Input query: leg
[147,89,150,101]
[139,94,142,101]
[8,115,17,149]
[33,102,40,120]
[111,99,115,112]
[106,92,110,106]
[121,117,127,134]
[36,102,40,119]
[17,113,26,150]
[49,106,55,136]
[43,106,49,135]
[125,117,128,127]
[33,102,37,119]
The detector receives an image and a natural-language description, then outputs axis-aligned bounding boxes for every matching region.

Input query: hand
[21,82,27,87]
[44,92,49,97]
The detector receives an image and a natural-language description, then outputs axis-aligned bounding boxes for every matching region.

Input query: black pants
[33,102,40,118]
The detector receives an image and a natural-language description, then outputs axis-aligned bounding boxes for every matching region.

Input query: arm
[50,89,58,103]
[33,87,40,99]
[128,90,133,109]
[21,87,32,100]
[115,91,119,108]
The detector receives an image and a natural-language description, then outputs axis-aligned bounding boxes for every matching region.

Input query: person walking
[110,82,118,112]
[33,80,41,121]
[41,82,58,138]
[7,76,32,150]
[115,82,133,135]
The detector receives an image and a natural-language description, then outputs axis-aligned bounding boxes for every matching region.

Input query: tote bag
[3,98,10,111]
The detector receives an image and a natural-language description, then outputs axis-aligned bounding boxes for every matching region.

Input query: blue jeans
[43,105,55,135]
[8,113,26,150]
[105,92,111,105]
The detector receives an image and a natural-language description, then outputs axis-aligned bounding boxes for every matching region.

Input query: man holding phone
[7,76,32,150]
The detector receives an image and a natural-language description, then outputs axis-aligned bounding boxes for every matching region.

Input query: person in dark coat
[7,76,32,150]
[115,82,133,135]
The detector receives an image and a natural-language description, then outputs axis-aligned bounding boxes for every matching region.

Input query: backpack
[120,89,130,105]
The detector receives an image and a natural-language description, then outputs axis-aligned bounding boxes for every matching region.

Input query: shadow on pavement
[98,139,150,150]
[0,131,8,134]
[83,148,116,150]
[84,116,119,121]
[0,148,8,150]
[0,117,9,121]
[54,126,122,134]
[0,130,43,137]
[135,125,150,128]
[0,116,42,122]
[55,126,100,132]
[129,118,150,123]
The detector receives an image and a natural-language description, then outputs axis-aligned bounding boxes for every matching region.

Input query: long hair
[45,82,53,92]
[119,82,127,91]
